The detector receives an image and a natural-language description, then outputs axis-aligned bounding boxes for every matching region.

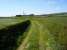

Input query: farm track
[17,20,49,50]
[33,21,46,50]
[17,22,33,50]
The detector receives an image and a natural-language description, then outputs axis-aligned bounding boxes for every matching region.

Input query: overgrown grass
[0,16,67,50]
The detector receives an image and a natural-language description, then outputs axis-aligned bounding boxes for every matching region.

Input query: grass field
[0,16,67,50]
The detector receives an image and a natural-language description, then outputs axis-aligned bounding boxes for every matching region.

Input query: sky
[0,0,67,16]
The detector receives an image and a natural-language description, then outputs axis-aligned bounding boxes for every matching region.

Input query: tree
[29,14,34,16]
[16,15,22,17]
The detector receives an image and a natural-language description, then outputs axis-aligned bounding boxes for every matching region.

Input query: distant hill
[48,12,67,17]
[14,12,67,17]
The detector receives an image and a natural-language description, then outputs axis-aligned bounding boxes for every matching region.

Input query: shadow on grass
[0,20,31,50]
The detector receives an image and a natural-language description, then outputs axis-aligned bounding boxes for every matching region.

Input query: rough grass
[0,19,31,50]
[0,16,67,50]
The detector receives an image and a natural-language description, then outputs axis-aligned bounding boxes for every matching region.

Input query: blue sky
[0,0,67,16]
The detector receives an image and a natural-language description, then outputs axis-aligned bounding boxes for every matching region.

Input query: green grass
[0,16,67,50]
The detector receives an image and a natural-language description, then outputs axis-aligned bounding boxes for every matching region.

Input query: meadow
[0,16,67,50]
